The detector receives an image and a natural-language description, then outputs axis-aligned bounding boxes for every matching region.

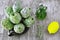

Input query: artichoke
[1,18,14,30]
[21,7,31,18]
[14,23,25,33]
[12,2,22,13]
[5,6,13,17]
[36,4,47,20]
[10,12,21,24]
[24,17,35,27]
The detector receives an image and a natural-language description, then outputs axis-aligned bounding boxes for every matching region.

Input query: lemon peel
[48,21,59,34]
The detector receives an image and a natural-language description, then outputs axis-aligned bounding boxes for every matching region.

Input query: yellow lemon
[48,21,59,34]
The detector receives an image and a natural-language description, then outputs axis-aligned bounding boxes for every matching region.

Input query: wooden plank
[2,30,8,40]
[0,0,60,40]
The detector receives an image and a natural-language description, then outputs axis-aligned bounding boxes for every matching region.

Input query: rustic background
[0,0,60,40]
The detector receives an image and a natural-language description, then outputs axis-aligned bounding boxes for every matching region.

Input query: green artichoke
[12,2,22,13]
[24,17,35,27]
[5,6,13,17]
[1,18,14,30]
[10,12,21,24]
[14,23,25,33]
[21,7,31,18]
[36,4,47,20]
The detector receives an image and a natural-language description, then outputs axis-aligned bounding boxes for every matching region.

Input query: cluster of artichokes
[1,2,34,36]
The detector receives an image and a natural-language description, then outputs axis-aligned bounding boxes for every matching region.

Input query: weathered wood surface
[0,0,60,40]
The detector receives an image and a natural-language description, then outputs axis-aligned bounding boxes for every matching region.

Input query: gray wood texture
[0,0,60,40]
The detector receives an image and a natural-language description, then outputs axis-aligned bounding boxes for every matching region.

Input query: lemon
[48,21,59,34]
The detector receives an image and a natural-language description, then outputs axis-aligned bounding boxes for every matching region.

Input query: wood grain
[0,0,60,40]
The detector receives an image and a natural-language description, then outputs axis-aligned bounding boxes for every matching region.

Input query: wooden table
[0,0,60,40]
